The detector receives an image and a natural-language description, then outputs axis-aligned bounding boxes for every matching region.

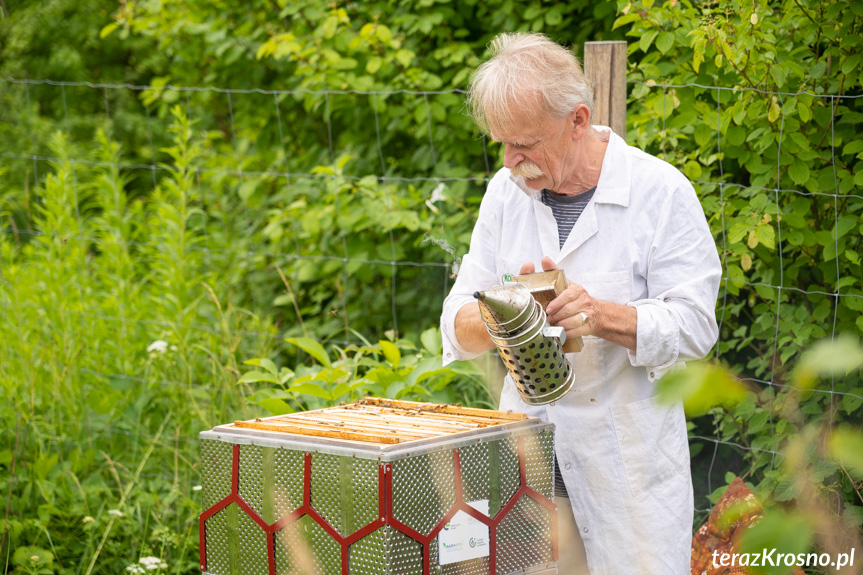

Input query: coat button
[649,371,655,378]
[550,401,555,406]
[564,463,571,470]
[583,526,589,533]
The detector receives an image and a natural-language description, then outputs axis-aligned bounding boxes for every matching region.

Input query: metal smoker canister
[475,282,575,405]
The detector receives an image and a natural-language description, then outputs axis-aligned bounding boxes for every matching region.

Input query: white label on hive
[438,499,490,565]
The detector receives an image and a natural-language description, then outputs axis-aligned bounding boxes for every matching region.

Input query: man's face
[490,111,573,192]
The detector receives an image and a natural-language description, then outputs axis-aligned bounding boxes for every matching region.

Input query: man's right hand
[453,303,495,354]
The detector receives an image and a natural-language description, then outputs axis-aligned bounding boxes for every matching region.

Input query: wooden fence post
[583,41,628,139]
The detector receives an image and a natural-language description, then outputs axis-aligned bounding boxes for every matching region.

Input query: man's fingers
[540,256,558,271]
[519,261,536,275]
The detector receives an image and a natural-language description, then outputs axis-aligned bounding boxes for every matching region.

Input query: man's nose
[503,145,524,169]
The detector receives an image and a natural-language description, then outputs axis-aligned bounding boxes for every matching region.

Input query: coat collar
[508,125,631,208]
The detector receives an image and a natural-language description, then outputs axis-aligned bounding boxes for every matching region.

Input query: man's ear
[571,105,591,140]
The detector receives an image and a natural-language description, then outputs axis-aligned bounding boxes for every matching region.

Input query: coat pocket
[611,396,688,497]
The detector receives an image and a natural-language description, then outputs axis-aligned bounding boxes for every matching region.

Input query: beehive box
[199,397,557,575]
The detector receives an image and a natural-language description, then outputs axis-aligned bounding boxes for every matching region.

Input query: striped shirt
[542,186,595,498]
[542,187,597,248]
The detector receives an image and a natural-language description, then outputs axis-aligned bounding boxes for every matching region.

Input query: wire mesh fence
[1,75,861,516]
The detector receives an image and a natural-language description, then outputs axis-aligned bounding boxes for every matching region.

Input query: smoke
[422,233,462,278]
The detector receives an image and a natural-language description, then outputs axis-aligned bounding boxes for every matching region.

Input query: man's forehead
[489,113,556,144]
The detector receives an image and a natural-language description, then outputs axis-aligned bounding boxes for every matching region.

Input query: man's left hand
[519,256,637,351]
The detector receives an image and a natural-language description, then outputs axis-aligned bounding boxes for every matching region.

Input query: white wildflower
[192,485,202,491]
[126,565,146,574]
[430,183,446,203]
[425,183,447,213]
[30,555,40,563]
[82,515,95,523]
[139,556,168,570]
[147,340,168,353]
[107,509,124,517]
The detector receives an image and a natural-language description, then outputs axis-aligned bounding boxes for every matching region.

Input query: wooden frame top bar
[230,397,529,445]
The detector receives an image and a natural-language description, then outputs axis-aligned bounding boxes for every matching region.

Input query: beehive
[199,397,558,575]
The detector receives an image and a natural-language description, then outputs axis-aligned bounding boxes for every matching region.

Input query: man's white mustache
[511,160,544,179]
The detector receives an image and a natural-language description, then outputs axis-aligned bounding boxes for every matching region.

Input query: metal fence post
[583,41,628,139]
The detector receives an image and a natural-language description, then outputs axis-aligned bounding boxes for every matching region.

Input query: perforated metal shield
[478,286,575,405]
[200,418,557,575]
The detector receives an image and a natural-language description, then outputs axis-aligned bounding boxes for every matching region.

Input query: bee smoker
[474,282,575,405]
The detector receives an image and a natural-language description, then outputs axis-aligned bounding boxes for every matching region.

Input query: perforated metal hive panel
[199,398,557,575]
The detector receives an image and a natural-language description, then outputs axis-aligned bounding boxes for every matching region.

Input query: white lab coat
[440,127,721,574]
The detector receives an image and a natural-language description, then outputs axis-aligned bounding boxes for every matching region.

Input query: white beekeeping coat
[440,127,721,574]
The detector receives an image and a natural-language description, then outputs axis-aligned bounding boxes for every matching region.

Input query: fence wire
[1,77,860,513]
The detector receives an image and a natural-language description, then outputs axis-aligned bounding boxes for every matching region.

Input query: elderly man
[440,33,721,574]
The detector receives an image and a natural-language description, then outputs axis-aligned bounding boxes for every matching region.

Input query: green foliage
[621,0,863,536]
[243,328,491,414]
[2,0,863,570]
[662,337,863,567]
[620,0,863,378]
[0,115,275,573]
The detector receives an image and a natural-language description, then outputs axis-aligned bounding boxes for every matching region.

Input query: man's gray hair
[468,33,594,136]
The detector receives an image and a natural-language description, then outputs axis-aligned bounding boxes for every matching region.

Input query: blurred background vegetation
[1,0,862,572]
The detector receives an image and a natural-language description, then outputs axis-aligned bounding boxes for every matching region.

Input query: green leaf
[737,510,812,573]
[729,222,749,244]
[656,362,746,417]
[683,160,701,180]
[420,327,442,354]
[332,57,358,70]
[545,5,564,26]
[612,13,642,31]
[100,23,119,39]
[792,334,863,389]
[844,140,863,156]
[755,224,775,250]
[656,32,674,54]
[245,357,278,376]
[366,56,382,74]
[322,15,338,39]
[797,100,811,122]
[842,391,863,413]
[285,337,332,367]
[809,60,826,79]
[639,30,658,53]
[376,24,392,44]
[767,98,781,123]
[788,161,810,186]
[289,381,333,399]
[256,398,293,415]
[395,49,414,68]
[830,428,863,479]
[770,64,788,88]
[842,54,862,75]
[726,125,746,146]
[836,215,857,238]
[13,547,54,569]
[238,371,279,384]
[379,340,401,369]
